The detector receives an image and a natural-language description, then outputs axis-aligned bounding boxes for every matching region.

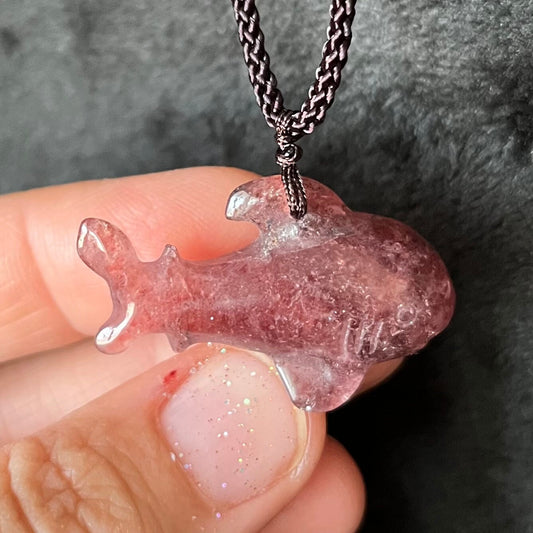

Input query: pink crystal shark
[78,176,455,411]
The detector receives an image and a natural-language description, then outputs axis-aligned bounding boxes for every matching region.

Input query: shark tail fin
[78,218,184,354]
[78,218,138,278]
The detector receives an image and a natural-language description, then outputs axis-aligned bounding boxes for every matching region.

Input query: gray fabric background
[1,0,532,531]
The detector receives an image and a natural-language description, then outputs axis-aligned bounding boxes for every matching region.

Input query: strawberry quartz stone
[78,176,455,411]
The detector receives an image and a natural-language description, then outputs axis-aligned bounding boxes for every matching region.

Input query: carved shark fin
[225,178,288,232]
[78,218,187,354]
[78,218,138,276]
[274,355,368,412]
[167,332,189,353]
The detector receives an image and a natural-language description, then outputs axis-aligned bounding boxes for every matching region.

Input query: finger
[0,167,258,362]
[0,335,402,446]
[261,437,366,533]
[0,336,175,445]
[1,344,326,533]
[356,358,404,394]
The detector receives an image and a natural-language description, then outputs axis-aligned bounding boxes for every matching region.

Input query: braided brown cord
[231,0,356,140]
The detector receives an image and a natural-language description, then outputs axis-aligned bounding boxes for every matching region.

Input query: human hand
[0,167,402,532]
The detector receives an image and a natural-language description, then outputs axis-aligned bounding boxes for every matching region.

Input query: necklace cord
[231,0,357,218]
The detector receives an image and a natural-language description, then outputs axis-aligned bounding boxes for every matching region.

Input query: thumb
[1,344,325,532]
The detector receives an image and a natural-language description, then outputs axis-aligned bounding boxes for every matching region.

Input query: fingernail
[160,346,306,506]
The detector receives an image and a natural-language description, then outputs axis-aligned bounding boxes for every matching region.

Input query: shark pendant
[77,175,455,411]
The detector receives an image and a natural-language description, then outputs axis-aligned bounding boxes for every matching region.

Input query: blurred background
[1,0,532,530]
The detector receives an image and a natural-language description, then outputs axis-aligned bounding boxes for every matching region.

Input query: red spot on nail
[160,368,185,399]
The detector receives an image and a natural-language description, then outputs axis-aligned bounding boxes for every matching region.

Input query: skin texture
[0,168,403,532]
[2,1,533,529]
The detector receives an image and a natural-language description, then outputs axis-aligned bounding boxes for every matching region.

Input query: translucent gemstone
[77,176,455,411]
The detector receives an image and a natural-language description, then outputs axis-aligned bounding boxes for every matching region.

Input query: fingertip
[4,345,328,533]
[357,358,404,395]
[0,167,260,359]
[24,166,259,260]
[262,437,366,533]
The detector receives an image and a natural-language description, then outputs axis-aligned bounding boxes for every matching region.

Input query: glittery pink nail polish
[160,345,305,506]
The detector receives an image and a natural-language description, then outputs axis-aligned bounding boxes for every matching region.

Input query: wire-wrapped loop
[275,111,307,219]
[280,163,307,220]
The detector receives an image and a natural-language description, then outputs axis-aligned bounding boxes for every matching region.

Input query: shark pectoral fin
[166,332,190,353]
[275,356,368,412]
